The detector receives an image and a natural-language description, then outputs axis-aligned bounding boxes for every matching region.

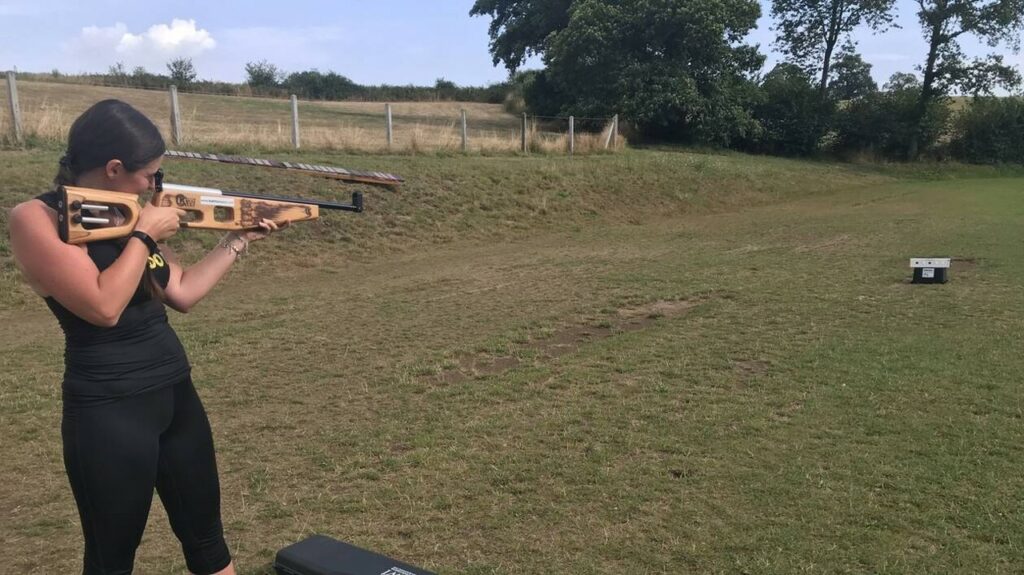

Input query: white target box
[910,257,950,284]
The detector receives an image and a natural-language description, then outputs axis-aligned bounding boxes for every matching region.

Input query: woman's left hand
[239,218,289,243]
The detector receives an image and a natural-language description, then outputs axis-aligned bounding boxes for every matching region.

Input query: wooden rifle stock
[57,183,363,245]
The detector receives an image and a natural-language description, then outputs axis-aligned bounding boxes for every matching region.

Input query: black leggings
[62,377,231,575]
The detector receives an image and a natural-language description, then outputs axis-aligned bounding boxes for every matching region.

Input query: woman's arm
[9,200,182,327]
[154,235,242,313]
[155,220,282,313]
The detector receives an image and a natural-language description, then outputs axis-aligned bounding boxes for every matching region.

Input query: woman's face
[109,156,163,195]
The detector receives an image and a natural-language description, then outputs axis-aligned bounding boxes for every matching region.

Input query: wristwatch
[129,230,159,255]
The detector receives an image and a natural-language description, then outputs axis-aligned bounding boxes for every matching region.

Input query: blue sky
[1,0,1020,91]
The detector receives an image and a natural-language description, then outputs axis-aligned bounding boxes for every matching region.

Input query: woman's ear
[104,159,125,180]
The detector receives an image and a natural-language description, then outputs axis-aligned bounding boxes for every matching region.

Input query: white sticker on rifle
[200,196,235,207]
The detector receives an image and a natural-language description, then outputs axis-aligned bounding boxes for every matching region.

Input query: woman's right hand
[135,203,186,241]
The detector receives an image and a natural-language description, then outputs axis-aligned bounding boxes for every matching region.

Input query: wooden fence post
[461,109,468,153]
[291,95,300,149]
[169,85,182,146]
[521,112,527,153]
[6,71,22,144]
[385,103,393,150]
[604,114,620,150]
[568,115,575,156]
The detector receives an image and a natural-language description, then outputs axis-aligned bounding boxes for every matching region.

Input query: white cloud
[67,19,216,71]
[142,19,216,54]
[78,23,130,51]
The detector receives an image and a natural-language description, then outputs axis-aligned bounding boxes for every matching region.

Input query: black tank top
[35,190,190,406]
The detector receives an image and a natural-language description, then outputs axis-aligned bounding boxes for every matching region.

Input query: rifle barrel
[223,190,363,212]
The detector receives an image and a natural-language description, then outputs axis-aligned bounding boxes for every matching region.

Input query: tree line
[472,0,1024,163]
[31,58,511,105]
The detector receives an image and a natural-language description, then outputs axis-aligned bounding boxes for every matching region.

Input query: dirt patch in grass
[434,298,703,383]
[952,257,979,270]
[733,359,771,383]
[794,234,852,252]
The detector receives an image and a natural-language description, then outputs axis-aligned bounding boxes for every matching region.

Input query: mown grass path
[2,148,1022,573]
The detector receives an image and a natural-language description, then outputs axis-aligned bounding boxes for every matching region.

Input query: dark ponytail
[53,99,166,189]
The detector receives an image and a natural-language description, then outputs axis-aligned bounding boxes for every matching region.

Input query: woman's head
[55,99,165,194]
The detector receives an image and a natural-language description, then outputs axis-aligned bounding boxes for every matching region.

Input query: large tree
[470,0,573,73]
[480,0,764,144]
[771,0,896,96]
[908,0,1024,157]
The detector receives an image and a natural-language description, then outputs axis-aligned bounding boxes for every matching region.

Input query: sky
[1,0,1021,91]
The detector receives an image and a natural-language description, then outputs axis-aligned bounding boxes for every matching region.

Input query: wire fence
[2,73,625,155]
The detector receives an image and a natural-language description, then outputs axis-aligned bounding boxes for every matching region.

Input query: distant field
[0,80,619,153]
[2,146,1023,574]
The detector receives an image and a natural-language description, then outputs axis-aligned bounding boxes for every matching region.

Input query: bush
[949,97,1024,164]
[832,75,949,161]
[748,63,833,156]
[284,70,360,100]
[245,60,282,90]
[516,70,564,117]
[167,58,197,89]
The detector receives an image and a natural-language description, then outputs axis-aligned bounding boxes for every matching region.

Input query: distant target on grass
[910,257,950,284]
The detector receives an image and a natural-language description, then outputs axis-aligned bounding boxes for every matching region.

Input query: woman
[8,99,284,575]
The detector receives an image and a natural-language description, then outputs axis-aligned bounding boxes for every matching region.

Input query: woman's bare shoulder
[8,199,62,297]
[11,196,55,217]
[12,199,62,247]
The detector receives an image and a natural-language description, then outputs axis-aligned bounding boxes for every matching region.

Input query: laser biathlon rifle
[56,171,364,244]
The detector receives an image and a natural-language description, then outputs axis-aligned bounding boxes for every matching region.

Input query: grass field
[2,143,1023,574]
[0,80,619,154]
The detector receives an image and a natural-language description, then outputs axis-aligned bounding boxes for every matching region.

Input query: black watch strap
[129,230,159,255]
